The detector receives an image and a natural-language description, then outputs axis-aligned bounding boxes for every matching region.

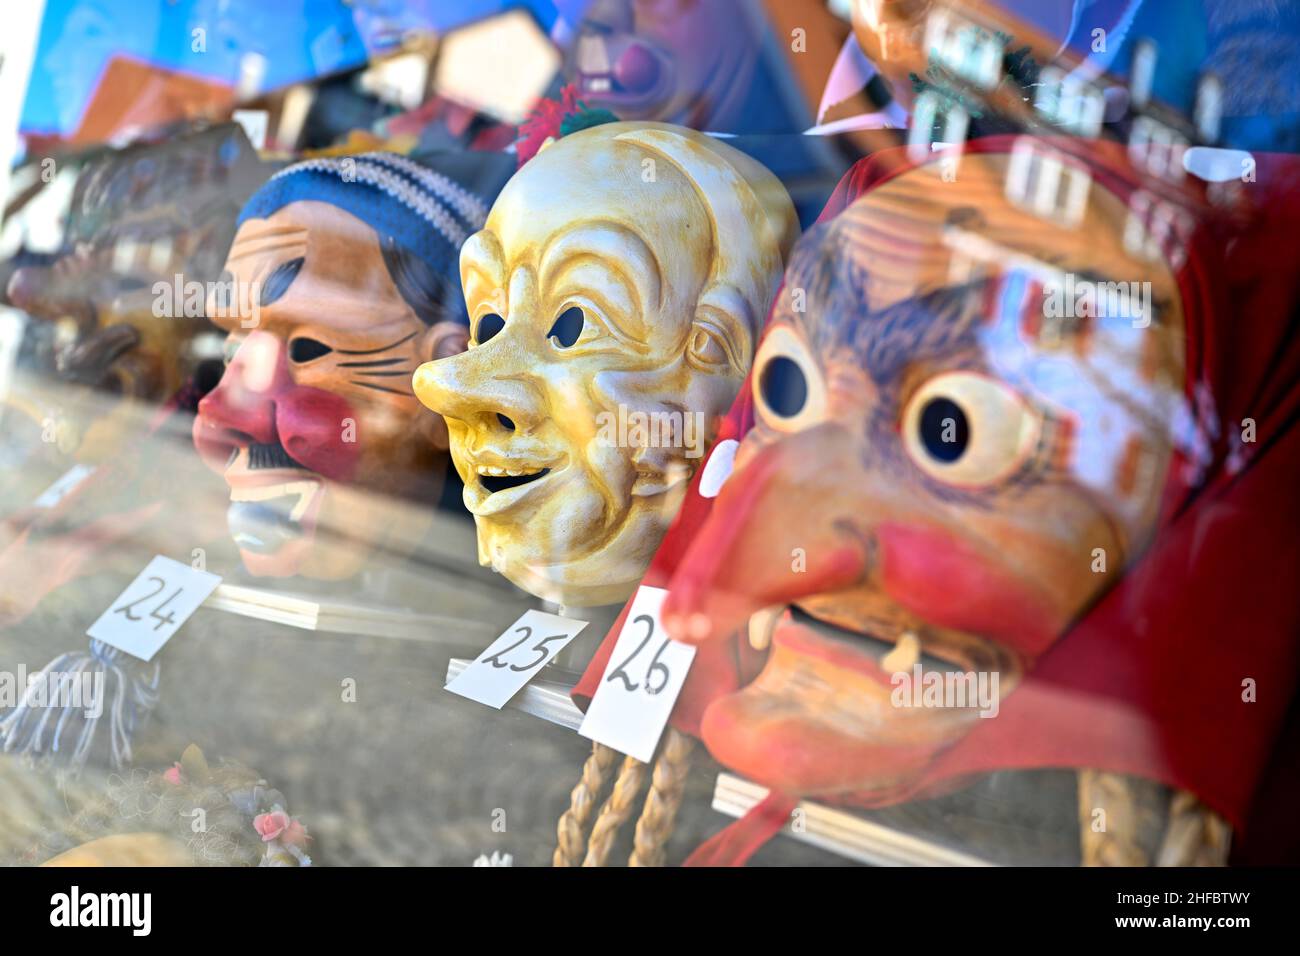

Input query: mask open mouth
[779,605,960,678]
[577,70,640,96]
[477,466,550,495]
[573,34,668,108]
[700,604,1007,798]
[227,479,323,554]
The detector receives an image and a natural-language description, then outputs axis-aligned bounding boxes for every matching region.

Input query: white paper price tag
[33,463,96,508]
[86,555,222,662]
[446,609,588,709]
[0,307,26,405]
[232,109,268,149]
[579,586,696,762]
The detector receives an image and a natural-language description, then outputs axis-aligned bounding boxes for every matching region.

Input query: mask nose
[582,0,634,35]
[7,263,95,328]
[413,342,541,437]
[662,427,870,645]
[193,331,293,472]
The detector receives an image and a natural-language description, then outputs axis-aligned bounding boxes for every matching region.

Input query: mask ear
[414,321,469,452]
[420,320,470,362]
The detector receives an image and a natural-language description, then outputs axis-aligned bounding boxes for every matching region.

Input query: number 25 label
[445,609,588,709]
[579,586,696,762]
[86,555,222,661]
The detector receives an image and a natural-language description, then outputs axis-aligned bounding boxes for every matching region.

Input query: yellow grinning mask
[414,121,796,606]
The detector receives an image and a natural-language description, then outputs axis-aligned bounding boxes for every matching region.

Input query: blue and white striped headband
[237,152,490,281]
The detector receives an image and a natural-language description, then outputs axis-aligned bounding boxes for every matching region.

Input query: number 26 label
[86,555,222,661]
[445,609,588,709]
[580,586,696,762]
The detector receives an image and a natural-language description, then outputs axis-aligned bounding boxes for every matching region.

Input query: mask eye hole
[547,306,585,348]
[901,371,1041,487]
[918,396,968,462]
[752,325,827,433]
[475,313,505,345]
[222,335,244,366]
[289,337,332,363]
[759,356,807,417]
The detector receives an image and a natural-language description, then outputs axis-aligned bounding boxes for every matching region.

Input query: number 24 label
[580,586,696,763]
[112,576,184,630]
[86,555,222,662]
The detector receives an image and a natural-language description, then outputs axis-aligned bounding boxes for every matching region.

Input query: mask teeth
[881,631,922,674]
[747,605,786,651]
[228,480,320,522]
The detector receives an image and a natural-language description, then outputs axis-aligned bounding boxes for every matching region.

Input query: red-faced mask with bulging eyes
[572,136,1300,864]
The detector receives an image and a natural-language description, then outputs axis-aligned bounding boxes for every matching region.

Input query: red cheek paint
[276,387,361,482]
[194,382,361,483]
[876,522,1062,658]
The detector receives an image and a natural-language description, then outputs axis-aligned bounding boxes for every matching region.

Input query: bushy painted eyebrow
[259,257,305,307]
[781,220,989,382]
[849,281,990,382]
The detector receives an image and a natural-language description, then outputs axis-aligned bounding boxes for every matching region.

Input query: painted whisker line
[338,331,418,355]
[339,357,409,368]
[352,381,412,395]
[356,370,415,377]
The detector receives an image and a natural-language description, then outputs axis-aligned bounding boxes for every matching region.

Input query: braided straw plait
[582,754,650,866]
[1078,769,1157,866]
[554,729,697,867]
[1078,770,1231,866]
[553,742,619,867]
[629,728,696,867]
[1155,790,1231,866]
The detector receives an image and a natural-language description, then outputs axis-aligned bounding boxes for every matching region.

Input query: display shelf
[206,584,498,641]
[445,657,585,730]
[711,773,995,867]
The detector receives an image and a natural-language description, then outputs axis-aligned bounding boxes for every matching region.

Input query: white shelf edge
[712,773,997,867]
[446,657,585,730]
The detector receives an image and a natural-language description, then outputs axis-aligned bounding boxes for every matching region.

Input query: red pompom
[515,85,583,168]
